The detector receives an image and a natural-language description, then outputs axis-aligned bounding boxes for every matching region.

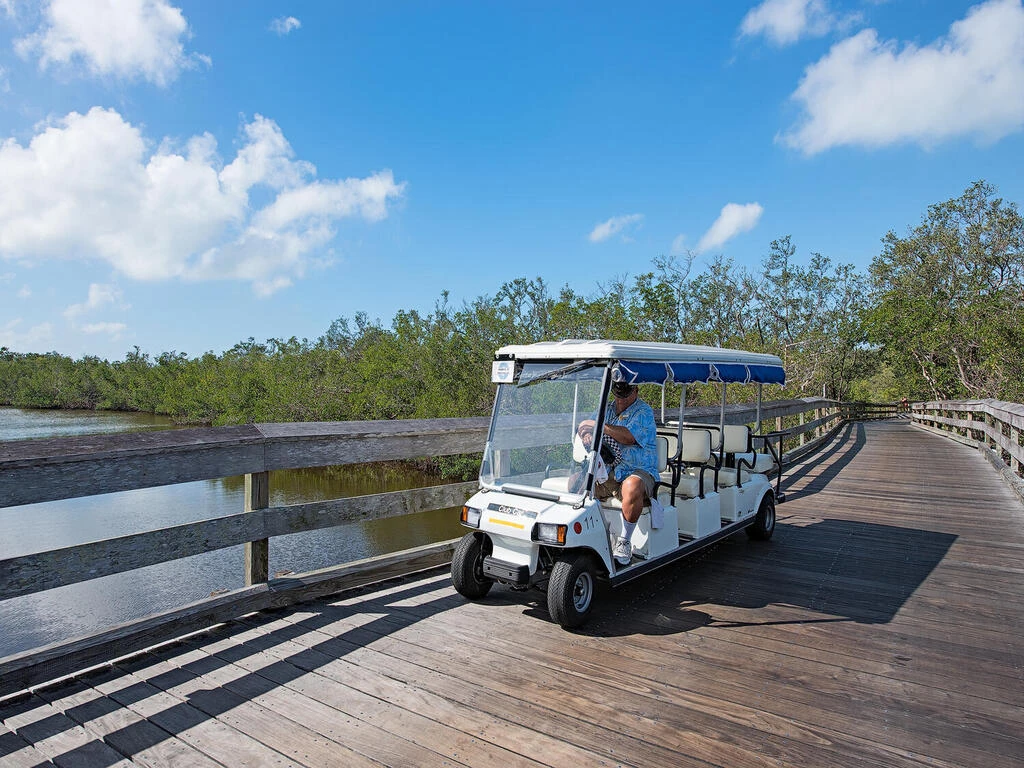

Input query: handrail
[0,398,868,696]
[910,399,1024,502]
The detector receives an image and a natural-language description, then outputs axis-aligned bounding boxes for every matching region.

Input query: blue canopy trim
[667,362,712,383]
[748,364,786,385]
[616,360,786,386]
[614,360,670,384]
[712,363,749,384]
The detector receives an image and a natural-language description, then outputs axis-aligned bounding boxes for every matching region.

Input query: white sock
[620,517,636,541]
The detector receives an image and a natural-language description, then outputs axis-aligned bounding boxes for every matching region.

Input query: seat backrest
[723,425,751,454]
[684,423,721,450]
[679,429,711,463]
[656,435,669,473]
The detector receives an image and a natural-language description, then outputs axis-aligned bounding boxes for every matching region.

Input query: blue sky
[0,0,1022,360]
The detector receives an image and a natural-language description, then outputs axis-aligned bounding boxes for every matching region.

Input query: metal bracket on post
[245,471,269,586]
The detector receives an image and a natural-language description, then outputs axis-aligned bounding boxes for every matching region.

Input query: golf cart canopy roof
[495,340,786,386]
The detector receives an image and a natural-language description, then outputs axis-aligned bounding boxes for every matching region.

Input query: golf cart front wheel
[451,533,493,599]
[547,552,597,628]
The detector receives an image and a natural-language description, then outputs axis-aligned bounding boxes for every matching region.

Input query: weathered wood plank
[0,540,456,697]
[0,694,136,767]
[35,675,225,768]
[0,482,475,600]
[0,720,57,768]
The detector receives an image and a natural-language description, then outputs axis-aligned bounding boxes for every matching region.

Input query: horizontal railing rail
[910,399,1024,502]
[0,397,877,696]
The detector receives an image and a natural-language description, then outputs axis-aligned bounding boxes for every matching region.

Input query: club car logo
[487,503,537,519]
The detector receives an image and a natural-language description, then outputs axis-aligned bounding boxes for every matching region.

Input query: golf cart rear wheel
[746,493,776,541]
[451,533,493,599]
[547,552,596,628]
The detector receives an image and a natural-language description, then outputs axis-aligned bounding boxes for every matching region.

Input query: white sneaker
[612,536,632,566]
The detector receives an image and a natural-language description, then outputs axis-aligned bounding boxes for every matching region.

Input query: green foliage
[2,180,1021,434]
[865,180,1024,401]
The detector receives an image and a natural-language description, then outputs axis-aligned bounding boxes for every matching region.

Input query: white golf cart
[451,340,787,628]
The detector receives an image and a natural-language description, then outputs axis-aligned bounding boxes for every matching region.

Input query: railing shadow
[0,576,461,766]
[783,420,865,498]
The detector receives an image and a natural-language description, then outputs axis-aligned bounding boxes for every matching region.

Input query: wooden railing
[911,399,1024,502]
[0,397,864,696]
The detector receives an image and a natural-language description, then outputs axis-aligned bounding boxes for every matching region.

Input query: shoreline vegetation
[2,182,1021,451]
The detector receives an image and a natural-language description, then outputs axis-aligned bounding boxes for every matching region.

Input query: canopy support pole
[756,384,763,434]
[719,384,727,464]
[677,384,687,452]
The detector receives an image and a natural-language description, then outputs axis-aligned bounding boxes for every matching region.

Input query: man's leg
[619,475,648,524]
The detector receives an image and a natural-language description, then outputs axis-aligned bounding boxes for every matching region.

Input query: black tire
[547,552,597,628]
[451,533,493,599]
[746,493,776,541]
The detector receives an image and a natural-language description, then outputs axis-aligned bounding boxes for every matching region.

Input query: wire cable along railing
[1,397,863,697]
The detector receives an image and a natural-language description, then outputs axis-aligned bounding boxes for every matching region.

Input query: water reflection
[0,408,467,657]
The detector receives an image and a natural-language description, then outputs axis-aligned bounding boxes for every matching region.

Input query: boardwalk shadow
[0,575,466,766]
[570,516,957,636]
[783,420,866,498]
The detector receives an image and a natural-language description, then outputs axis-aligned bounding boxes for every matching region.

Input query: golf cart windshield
[480,361,606,496]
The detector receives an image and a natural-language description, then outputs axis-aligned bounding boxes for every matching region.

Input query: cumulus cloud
[782,0,1024,154]
[17,285,31,298]
[0,108,406,295]
[0,319,53,350]
[740,0,836,45]
[588,213,644,243]
[80,321,126,336]
[15,0,207,86]
[696,203,764,252]
[270,16,301,35]
[64,282,123,318]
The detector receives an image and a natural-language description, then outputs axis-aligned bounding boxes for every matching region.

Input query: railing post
[245,471,269,585]
[1012,426,1022,477]
[799,411,806,446]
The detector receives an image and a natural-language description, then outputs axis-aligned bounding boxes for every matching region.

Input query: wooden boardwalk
[2,420,1023,767]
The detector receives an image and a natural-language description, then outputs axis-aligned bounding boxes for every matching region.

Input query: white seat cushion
[733,452,775,473]
[675,472,715,498]
[714,467,739,487]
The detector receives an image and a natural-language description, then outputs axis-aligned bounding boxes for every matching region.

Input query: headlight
[460,505,482,528]
[532,522,567,545]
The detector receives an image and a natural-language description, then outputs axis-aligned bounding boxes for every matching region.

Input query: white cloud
[696,203,764,252]
[740,0,835,45]
[588,213,644,243]
[80,321,126,336]
[782,0,1024,154]
[0,271,12,283]
[0,108,406,295]
[270,16,301,35]
[670,234,687,256]
[0,66,9,94]
[64,282,122,318]
[17,285,31,298]
[0,319,53,350]
[15,0,206,86]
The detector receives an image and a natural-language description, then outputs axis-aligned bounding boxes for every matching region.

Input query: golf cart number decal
[487,503,537,519]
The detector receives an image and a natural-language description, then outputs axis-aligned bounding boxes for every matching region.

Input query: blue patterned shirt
[603,398,659,482]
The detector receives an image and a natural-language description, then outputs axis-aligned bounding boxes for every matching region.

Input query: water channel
[0,407,465,658]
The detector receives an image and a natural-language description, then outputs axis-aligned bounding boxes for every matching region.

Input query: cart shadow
[546,516,957,637]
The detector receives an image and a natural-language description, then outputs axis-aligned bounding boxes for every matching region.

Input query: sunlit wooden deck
[3,420,1023,767]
